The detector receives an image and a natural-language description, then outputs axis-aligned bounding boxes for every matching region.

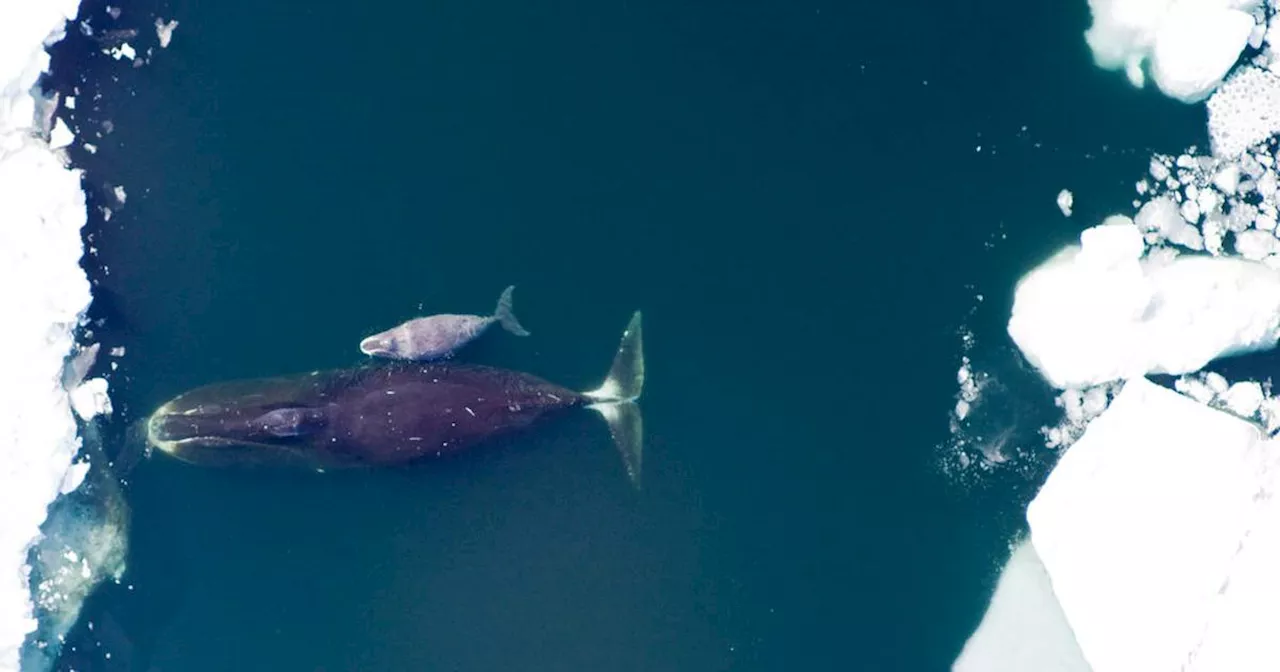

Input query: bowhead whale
[146,311,644,484]
[359,284,530,361]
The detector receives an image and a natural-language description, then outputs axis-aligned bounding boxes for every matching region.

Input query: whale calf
[148,311,645,484]
[360,285,530,361]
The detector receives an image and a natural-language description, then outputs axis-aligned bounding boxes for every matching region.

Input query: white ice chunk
[1213,164,1240,193]
[155,18,179,49]
[48,117,72,149]
[1028,376,1280,671]
[1057,189,1074,217]
[1234,229,1280,260]
[1150,3,1256,103]
[1221,380,1264,417]
[68,378,111,421]
[951,539,1091,672]
[1007,219,1280,389]
[1084,0,1259,102]
[109,42,135,61]
[57,460,89,496]
[1136,195,1204,249]
[1176,374,1219,403]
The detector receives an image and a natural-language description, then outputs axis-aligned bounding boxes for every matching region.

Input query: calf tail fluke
[584,311,645,488]
[494,285,530,337]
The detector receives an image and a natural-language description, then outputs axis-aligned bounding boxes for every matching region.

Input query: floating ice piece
[57,460,89,496]
[1221,380,1264,417]
[48,118,73,149]
[68,378,111,421]
[1083,0,1259,102]
[155,18,178,48]
[1208,66,1280,158]
[1057,189,1074,217]
[1234,229,1280,260]
[1149,2,1256,103]
[1027,376,1280,671]
[1007,218,1280,389]
[108,42,134,61]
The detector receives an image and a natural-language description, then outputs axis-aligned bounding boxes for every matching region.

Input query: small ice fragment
[49,118,74,149]
[84,143,97,154]
[1176,376,1218,404]
[1234,229,1280,260]
[1221,381,1264,417]
[1196,188,1220,220]
[107,5,121,19]
[109,346,125,357]
[1151,158,1171,181]
[1213,165,1240,194]
[69,378,113,421]
[1081,387,1109,416]
[113,185,126,204]
[1057,189,1074,217]
[1204,372,1229,395]
[156,18,179,48]
[64,96,75,110]
[1250,20,1267,49]
[1180,198,1201,224]
[1260,171,1278,198]
[58,461,90,495]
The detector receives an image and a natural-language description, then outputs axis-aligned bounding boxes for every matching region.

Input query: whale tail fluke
[494,285,530,337]
[584,310,645,488]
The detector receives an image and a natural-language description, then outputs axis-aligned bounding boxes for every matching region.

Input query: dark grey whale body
[147,311,644,483]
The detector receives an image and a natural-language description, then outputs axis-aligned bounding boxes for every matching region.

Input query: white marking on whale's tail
[584,310,645,488]
[494,284,530,337]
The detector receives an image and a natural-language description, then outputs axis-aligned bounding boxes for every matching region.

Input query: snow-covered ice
[0,1,106,670]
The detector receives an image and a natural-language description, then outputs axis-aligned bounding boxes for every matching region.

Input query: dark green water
[48,0,1209,669]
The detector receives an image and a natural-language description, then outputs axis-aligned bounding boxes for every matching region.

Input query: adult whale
[145,311,645,485]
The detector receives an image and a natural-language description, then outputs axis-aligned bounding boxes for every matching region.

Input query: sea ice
[1084,0,1261,102]
[0,1,98,669]
[1027,376,1280,671]
[1007,218,1280,389]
